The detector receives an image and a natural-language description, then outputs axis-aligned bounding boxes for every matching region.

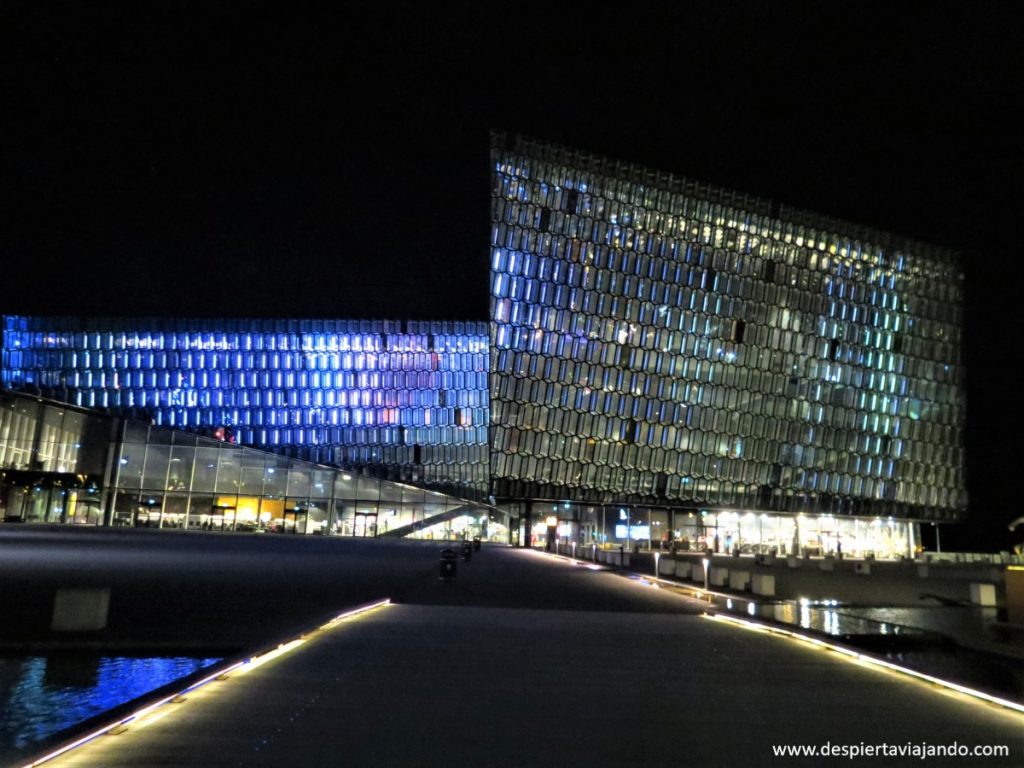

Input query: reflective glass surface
[489,134,966,520]
[1,318,490,497]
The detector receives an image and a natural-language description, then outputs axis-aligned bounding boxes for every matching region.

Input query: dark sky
[2,2,1020,547]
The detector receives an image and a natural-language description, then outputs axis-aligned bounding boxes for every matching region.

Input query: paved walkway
[33,548,1024,767]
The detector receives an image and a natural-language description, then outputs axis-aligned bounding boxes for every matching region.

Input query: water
[638,577,1024,704]
[837,605,1004,646]
[834,605,1024,703]
[694,590,933,640]
[711,594,1024,703]
[0,654,221,757]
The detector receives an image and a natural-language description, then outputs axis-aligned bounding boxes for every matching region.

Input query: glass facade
[0,390,498,538]
[109,421,491,537]
[519,502,918,560]
[489,134,966,524]
[1,317,490,498]
[0,391,110,524]
[0,134,970,554]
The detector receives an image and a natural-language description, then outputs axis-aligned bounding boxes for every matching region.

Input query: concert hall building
[0,135,966,558]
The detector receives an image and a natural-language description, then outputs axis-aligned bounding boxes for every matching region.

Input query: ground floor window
[0,483,102,525]
[519,504,918,560]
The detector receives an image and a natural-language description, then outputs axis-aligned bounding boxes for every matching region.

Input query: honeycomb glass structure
[489,134,966,524]
[1,317,490,498]
[0,135,971,555]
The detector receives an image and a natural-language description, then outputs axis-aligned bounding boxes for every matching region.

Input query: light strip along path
[41,546,1024,768]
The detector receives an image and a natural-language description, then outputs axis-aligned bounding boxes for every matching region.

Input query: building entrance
[354,512,377,537]
[0,477,102,525]
[282,505,308,534]
[208,504,237,531]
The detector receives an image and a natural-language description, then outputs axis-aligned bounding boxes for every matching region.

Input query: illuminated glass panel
[488,134,966,521]
[1,317,490,498]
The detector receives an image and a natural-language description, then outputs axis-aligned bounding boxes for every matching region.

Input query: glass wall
[0,392,109,475]
[106,421,500,538]
[2,317,490,499]
[0,390,501,537]
[0,391,109,523]
[489,133,967,523]
[520,501,914,560]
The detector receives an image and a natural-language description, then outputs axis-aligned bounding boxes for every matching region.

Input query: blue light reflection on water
[0,655,220,755]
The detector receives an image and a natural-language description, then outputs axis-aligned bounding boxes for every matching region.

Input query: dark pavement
[0,529,693,651]
[1,531,1019,767]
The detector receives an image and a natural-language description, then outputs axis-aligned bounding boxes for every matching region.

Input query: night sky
[3,2,1019,548]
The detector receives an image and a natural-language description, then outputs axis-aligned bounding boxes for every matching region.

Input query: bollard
[440,549,458,581]
[473,536,482,552]
[461,541,473,562]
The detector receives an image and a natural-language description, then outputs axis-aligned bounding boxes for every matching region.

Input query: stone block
[969,583,996,607]
[1006,568,1024,624]
[51,588,110,632]
[709,567,729,587]
[751,574,775,596]
[728,570,751,591]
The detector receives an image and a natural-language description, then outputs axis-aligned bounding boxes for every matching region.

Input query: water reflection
[874,643,1024,703]
[751,599,905,638]
[838,606,1001,642]
[713,596,1024,703]
[0,654,220,756]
